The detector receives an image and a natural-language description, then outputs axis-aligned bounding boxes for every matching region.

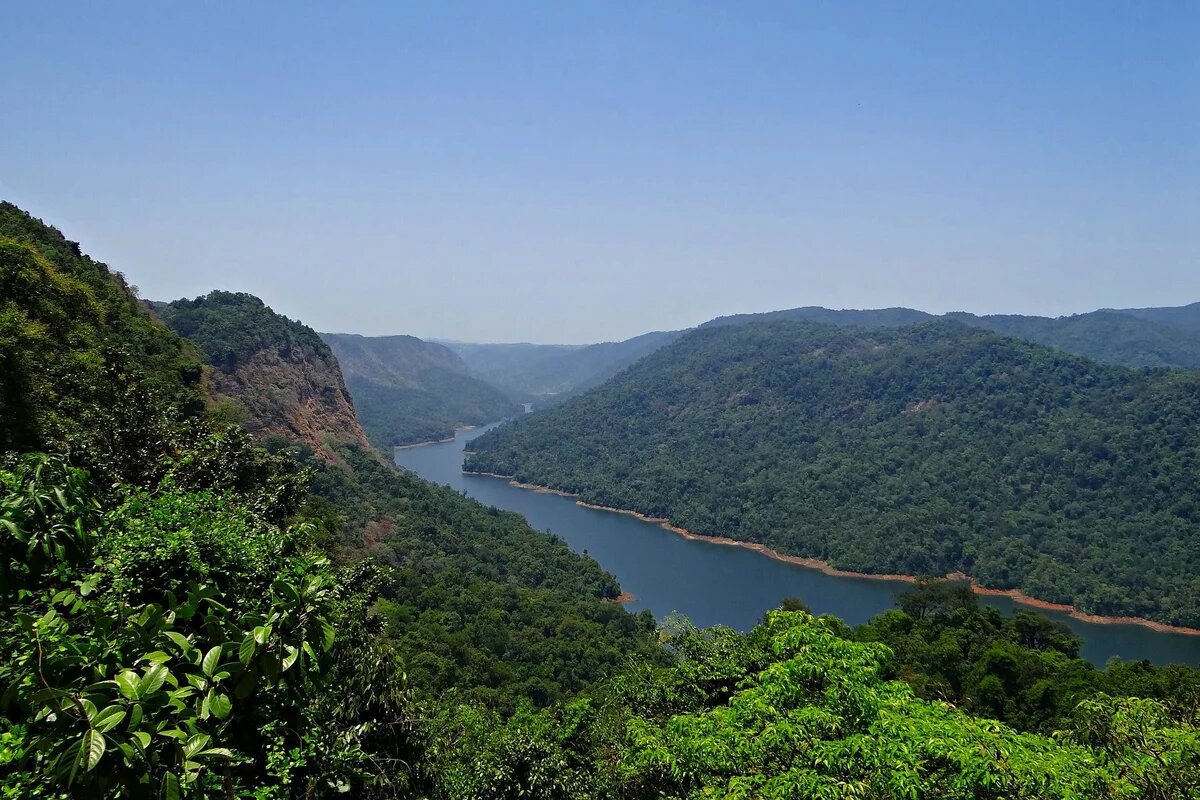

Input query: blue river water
[396,424,1200,667]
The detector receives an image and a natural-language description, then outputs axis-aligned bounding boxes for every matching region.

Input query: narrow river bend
[396,424,1200,667]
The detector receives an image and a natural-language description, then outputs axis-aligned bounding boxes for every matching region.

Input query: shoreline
[393,425,480,451]
[462,469,1200,637]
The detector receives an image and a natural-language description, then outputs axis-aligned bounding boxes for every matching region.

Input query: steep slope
[156,291,370,458]
[1,200,661,708]
[467,320,1200,627]
[0,202,204,455]
[321,332,521,448]
[701,304,1200,369]
[442,329,685,403]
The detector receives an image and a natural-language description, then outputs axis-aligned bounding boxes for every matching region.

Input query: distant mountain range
[702,304,1200,369]
[321,333,521,448]
[338,301,1200,452]
[438,330,685,404]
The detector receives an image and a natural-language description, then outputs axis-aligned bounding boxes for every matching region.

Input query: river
[396,423,1200,667]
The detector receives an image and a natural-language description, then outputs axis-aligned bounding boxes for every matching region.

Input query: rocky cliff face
[204,340,370,457]
[156,292,370,459]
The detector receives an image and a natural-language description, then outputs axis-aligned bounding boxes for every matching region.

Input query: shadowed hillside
[322,332,521,448]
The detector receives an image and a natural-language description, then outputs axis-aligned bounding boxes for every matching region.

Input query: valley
[402,425,1200,667]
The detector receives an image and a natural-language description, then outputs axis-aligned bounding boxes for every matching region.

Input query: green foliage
[0,203,203,429]
[437,612,1199,799]
[154,292,330,374]
[0,456,367,798]
[468,320,1200,626]
[302,442,666,712]
[856,581,1200,734]
[345,375,510,449]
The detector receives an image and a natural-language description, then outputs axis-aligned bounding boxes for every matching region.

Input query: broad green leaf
[210,693,232,720]
[238,635,256,665]
[274,579,301,605]
[138,663,169,696]
[79,697,98,721]
[78,728,105,772]
[163,631,191,652]
[199,747,235,759]
[201,645,221,677]
[182,733,210,759]
[93,705,126,733]
[163,770,181,800]
[320,618,335,651]
[282,645,300,672]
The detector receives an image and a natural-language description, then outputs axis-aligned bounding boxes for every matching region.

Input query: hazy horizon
[3,3,1196,344]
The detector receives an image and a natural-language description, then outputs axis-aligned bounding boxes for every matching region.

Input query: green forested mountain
[0,204,662,795]
[0,202,203,459]
[321,333,520,448]
[155,292,371,459]
[702,302,1200,369]
[1114,301,1200,334]
[4,202,1199,799]
[467,319,1200,627]
[442,330,684,404]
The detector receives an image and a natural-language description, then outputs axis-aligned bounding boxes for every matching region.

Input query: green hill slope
[0,202,662,794]
[322,332,521,448]
[0,202,203,457]
[467,320,1200,627]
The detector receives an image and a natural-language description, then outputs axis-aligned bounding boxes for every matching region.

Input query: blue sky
[2,2,1196,343]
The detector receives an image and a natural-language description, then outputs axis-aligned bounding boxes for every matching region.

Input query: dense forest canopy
[467,319,1200,627]
[701,303,1200,369]
[322,333,520,448]
[4,201,1199,798]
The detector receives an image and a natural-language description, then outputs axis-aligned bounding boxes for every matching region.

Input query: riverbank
[463,469,1200,637]
[394,425,480,450]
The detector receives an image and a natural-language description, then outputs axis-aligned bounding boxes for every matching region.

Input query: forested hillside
[152,292,659,711]
[443,329,683,404]
[1115,301,1200,334]
[0,203,663,794]
[321,333,520,448]
[467,320,1200,627]
[155,291,371,458]
[702,303,1200,368]
[4,202,1199,798]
